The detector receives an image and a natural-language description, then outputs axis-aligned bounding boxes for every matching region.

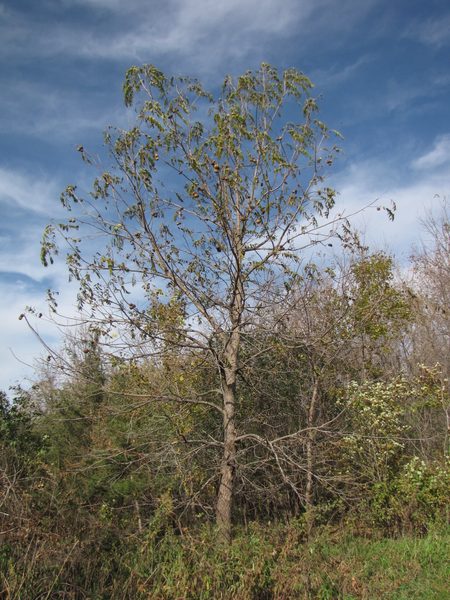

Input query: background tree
[239,251,413,531]
[407,201,450,449]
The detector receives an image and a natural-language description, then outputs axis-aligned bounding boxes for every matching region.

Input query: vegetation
[1,64,449,598]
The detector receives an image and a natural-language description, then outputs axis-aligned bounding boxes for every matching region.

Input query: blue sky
[1,0,449,391]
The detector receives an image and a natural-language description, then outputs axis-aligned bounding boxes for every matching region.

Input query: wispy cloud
[49,0,307,68]
[1,0,301,65]
[2,0,376,74]
[311,55,373,87]
[412,133,450,171]
[332,156,449,257]
[0,166,60,215]
[0,79,128,140]
[405,14,450,48]
[61,0,129,10]
[337,70,450,129]
[0,276,77,392]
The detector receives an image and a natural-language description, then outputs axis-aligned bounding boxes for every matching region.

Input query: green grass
[304,528,450,599]
[120,524,450,599]
[2,524,449,598]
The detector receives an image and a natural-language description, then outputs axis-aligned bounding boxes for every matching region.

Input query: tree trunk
[216,377,236,544]
[216,223,243,543]
[305,379,319,536]
[216,316,240,543]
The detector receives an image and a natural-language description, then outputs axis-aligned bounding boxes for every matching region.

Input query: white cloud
[0,276,80,392]
[1,0,301,66]
[62,0,127,9]
[311,55,373,87]
[0,223,65,283]
[412,134,450,171]
[0,166,60,215]
[0,79,127,140]
[0,284,49,391]
[1,0,376,75]
[331,157,449,258]
[53,0,306,67]
[383,80,428,113]
[336,71,450,129]
[405,14,450,48]
[0,166,80,392]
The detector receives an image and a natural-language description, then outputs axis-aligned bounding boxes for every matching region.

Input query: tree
[42,63,345,542]
[250,251,412,532]
[406,201,450,454]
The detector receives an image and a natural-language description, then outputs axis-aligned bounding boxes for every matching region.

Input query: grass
[303,527,450,599]
[2,524,449,598]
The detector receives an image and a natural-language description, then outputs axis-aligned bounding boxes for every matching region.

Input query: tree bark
[305,379,319,536]
[216,376,237,544]
[216,314,240,543]
[216,196,243,543]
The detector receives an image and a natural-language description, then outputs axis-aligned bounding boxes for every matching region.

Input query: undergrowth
[2,522,449,599]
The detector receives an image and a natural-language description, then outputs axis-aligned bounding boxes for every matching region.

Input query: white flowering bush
[392,456,450,531]
[338,372,449,530]
[339,379,411,481]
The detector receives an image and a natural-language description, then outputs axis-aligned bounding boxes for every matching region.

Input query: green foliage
[0,388,47,469]
[350,253,411,341]
[392,457,450,531]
